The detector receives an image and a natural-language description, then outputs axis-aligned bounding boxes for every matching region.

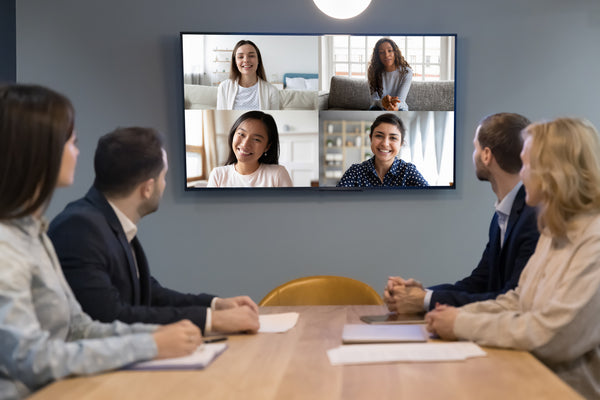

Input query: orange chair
[259,275,384,306]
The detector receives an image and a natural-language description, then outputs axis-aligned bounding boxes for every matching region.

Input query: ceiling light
[313,0,372,19]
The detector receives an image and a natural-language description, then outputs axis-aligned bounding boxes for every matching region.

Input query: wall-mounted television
[181,33,456,190]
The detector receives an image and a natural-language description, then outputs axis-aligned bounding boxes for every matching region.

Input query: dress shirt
[108,201,139,277]
[495,182,523,248]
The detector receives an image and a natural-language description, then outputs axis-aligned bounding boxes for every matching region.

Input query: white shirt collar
[107,201,138,243]
[495,181,522,217]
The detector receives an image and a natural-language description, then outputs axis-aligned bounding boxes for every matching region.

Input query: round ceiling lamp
[313,0,372,19]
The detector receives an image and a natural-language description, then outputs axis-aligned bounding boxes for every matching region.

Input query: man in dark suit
[49,127,259,334]
[384,113,539,313]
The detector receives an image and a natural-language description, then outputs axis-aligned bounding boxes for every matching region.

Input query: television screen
[181,33,455,190]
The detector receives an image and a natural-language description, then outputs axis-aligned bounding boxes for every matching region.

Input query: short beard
[475,168,490,182]
[137,195,160,218]
[474,155,490,182]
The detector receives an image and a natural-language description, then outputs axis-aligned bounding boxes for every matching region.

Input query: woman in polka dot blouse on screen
[337,113,428,188]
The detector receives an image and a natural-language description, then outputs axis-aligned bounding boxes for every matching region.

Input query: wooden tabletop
[28,305,583,400]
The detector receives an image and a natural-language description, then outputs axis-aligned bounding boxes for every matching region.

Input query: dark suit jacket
[48,186,215,331]
[428,185,539,309]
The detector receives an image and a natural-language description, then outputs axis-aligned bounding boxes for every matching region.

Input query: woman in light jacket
[217,40,280,110]
[0,84,201,399]
[426,117,600,399]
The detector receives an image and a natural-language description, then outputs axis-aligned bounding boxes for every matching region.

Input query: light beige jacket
[455,212,600,399]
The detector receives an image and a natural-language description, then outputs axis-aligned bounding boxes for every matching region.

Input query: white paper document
[342,324,427,344]
[126,343,227,370]
[327,342,487,366]
[258,312,299,333]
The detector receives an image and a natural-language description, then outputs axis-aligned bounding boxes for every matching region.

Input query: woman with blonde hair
[426,117,600,398]
[0,84,201,399]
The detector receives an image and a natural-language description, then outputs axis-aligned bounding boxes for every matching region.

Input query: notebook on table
[125,343,227,370]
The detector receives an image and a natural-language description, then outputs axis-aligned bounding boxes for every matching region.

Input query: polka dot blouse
[336,157,429,187]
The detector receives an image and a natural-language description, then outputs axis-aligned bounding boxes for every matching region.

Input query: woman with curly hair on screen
[367,38,413,111]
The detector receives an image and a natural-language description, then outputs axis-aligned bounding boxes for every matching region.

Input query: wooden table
[28,305,583,399]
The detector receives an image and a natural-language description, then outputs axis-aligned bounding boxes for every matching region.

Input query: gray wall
[16,0,600,301]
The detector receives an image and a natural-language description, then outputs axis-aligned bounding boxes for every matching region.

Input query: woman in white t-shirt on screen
[207,111,292,187]
[368,38,413,111]
[216,40,280,110]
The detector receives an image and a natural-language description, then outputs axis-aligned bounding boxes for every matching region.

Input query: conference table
[29,305,583,399]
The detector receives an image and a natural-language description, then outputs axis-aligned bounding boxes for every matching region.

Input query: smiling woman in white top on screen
[216,40,280,110]
[207,111,292,187]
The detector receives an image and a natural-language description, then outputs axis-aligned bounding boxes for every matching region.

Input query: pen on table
[204,336,227,343]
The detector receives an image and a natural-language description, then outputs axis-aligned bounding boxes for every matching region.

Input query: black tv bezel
[179,32,457,192]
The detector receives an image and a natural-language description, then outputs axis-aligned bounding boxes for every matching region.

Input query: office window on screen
[185,110,208,182]
[322,35,455,86]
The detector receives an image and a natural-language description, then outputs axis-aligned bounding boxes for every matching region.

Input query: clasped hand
[213,296,260,333]
[381,95,400,111]
[384,276,426,314]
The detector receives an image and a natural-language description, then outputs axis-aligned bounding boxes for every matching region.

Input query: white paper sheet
[258,312,299,333]
[126,343,228,370]
[327,342,486,365]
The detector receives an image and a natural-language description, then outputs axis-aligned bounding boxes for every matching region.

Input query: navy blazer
[428,185,539,309]
[48,186,215,331]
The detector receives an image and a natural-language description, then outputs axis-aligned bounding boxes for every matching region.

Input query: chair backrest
[259,275,384,306]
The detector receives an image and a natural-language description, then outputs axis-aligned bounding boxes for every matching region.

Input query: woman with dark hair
[0,84,201,399]
[426,117,600,399]
[337,113,428,187]
[216,40,280,110]
[207,111,292,187]
[367,38,413,111]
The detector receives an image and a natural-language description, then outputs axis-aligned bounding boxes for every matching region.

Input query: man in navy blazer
[49,127,259,334]
[384,113,539,312]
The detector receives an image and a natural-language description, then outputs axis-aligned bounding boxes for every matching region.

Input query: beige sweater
[454,212,600,399]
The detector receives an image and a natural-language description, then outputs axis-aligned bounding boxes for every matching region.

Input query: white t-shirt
[232,83,260,110]
[217,78,281,110]
[207,164,293,187]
